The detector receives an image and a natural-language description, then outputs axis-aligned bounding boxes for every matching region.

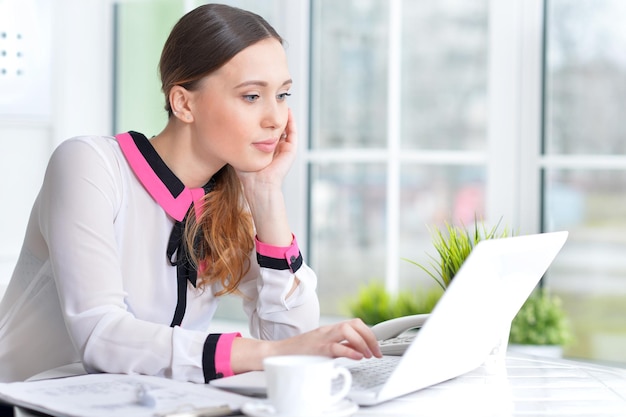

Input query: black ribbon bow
[166,177,216,327]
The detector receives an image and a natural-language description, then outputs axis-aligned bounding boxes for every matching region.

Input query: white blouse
[0,134,319,383]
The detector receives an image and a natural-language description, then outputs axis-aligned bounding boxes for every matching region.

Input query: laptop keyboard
[344,356,402,391]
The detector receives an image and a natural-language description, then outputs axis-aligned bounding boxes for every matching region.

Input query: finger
[351,319,383,358]
[329,341,365,361]
[333,319,382,358]
[338,322,374,358]
[325,320,377,359]
[284,108,297,145]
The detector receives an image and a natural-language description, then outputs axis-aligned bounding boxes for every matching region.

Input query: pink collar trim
[116,132,206,221]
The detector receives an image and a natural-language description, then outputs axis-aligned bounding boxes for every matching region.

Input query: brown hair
[159,4,283,295]
[160,3,283,116]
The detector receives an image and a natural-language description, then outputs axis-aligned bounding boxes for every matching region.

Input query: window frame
[292,0,547,295]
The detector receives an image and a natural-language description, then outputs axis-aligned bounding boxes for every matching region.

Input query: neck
[151,120,222,188]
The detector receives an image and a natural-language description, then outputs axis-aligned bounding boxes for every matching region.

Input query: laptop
[211,231,568,406]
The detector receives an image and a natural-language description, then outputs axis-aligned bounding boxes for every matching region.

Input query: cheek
[196,99,258,151]
[210,104,251,134]
[208,120,250,156]
[200,110,239,140]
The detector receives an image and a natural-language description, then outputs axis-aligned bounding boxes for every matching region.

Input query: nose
[261,99,287,132]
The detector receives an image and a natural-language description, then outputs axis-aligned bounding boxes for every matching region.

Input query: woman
[0,4,381,383]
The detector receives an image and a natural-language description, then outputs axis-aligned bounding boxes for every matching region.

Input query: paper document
[0,373,249,417]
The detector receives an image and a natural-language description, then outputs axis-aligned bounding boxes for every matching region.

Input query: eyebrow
[234,79,293,89]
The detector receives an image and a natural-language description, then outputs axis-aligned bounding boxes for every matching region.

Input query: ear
[169,86,195,123]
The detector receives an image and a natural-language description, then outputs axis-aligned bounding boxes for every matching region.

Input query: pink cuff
[215,332,241,378]
[255,234,300,270]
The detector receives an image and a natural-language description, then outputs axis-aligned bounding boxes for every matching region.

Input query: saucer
[241,399,359,417]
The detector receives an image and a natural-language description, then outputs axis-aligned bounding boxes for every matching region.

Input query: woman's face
[188,38,292,173]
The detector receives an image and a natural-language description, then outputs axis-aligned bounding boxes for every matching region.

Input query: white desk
[351,354,626,416]
[12,353,626,417]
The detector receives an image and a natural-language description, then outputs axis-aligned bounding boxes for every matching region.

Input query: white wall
[0,0,113,295]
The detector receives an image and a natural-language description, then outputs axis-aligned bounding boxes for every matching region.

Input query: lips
[252,138,279,153]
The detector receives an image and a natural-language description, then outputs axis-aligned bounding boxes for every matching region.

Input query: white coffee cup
[263,355,352,417]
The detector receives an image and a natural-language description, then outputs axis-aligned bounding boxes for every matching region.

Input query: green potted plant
[346,281,441,326]
[347,220,508,324]
[404,220,510,291]
[508,287,572,358]
[405,220,573,356]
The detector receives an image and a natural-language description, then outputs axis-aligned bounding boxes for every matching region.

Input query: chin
[238,158,273,173]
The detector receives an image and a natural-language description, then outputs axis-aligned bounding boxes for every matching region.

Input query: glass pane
[545,0,626,155]
[544,169,626,363]
[309,163,387,315]
[398,165,487,289]
[401,1,488,150]
[114,0,184,135]
[310,0,389,149]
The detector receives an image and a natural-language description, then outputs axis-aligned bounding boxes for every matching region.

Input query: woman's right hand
[230,318,383,375]
[276,318,383,360]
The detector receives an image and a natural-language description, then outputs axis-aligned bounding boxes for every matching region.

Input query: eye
[243,94,260,103]
[277,92,292,101]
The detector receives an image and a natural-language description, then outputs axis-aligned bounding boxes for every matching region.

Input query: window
[309,0,489,314]
[309,0,626,365]
[542,0,626,363]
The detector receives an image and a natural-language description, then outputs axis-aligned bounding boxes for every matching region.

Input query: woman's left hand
[237,108,297,190]
[236,108,298,246]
